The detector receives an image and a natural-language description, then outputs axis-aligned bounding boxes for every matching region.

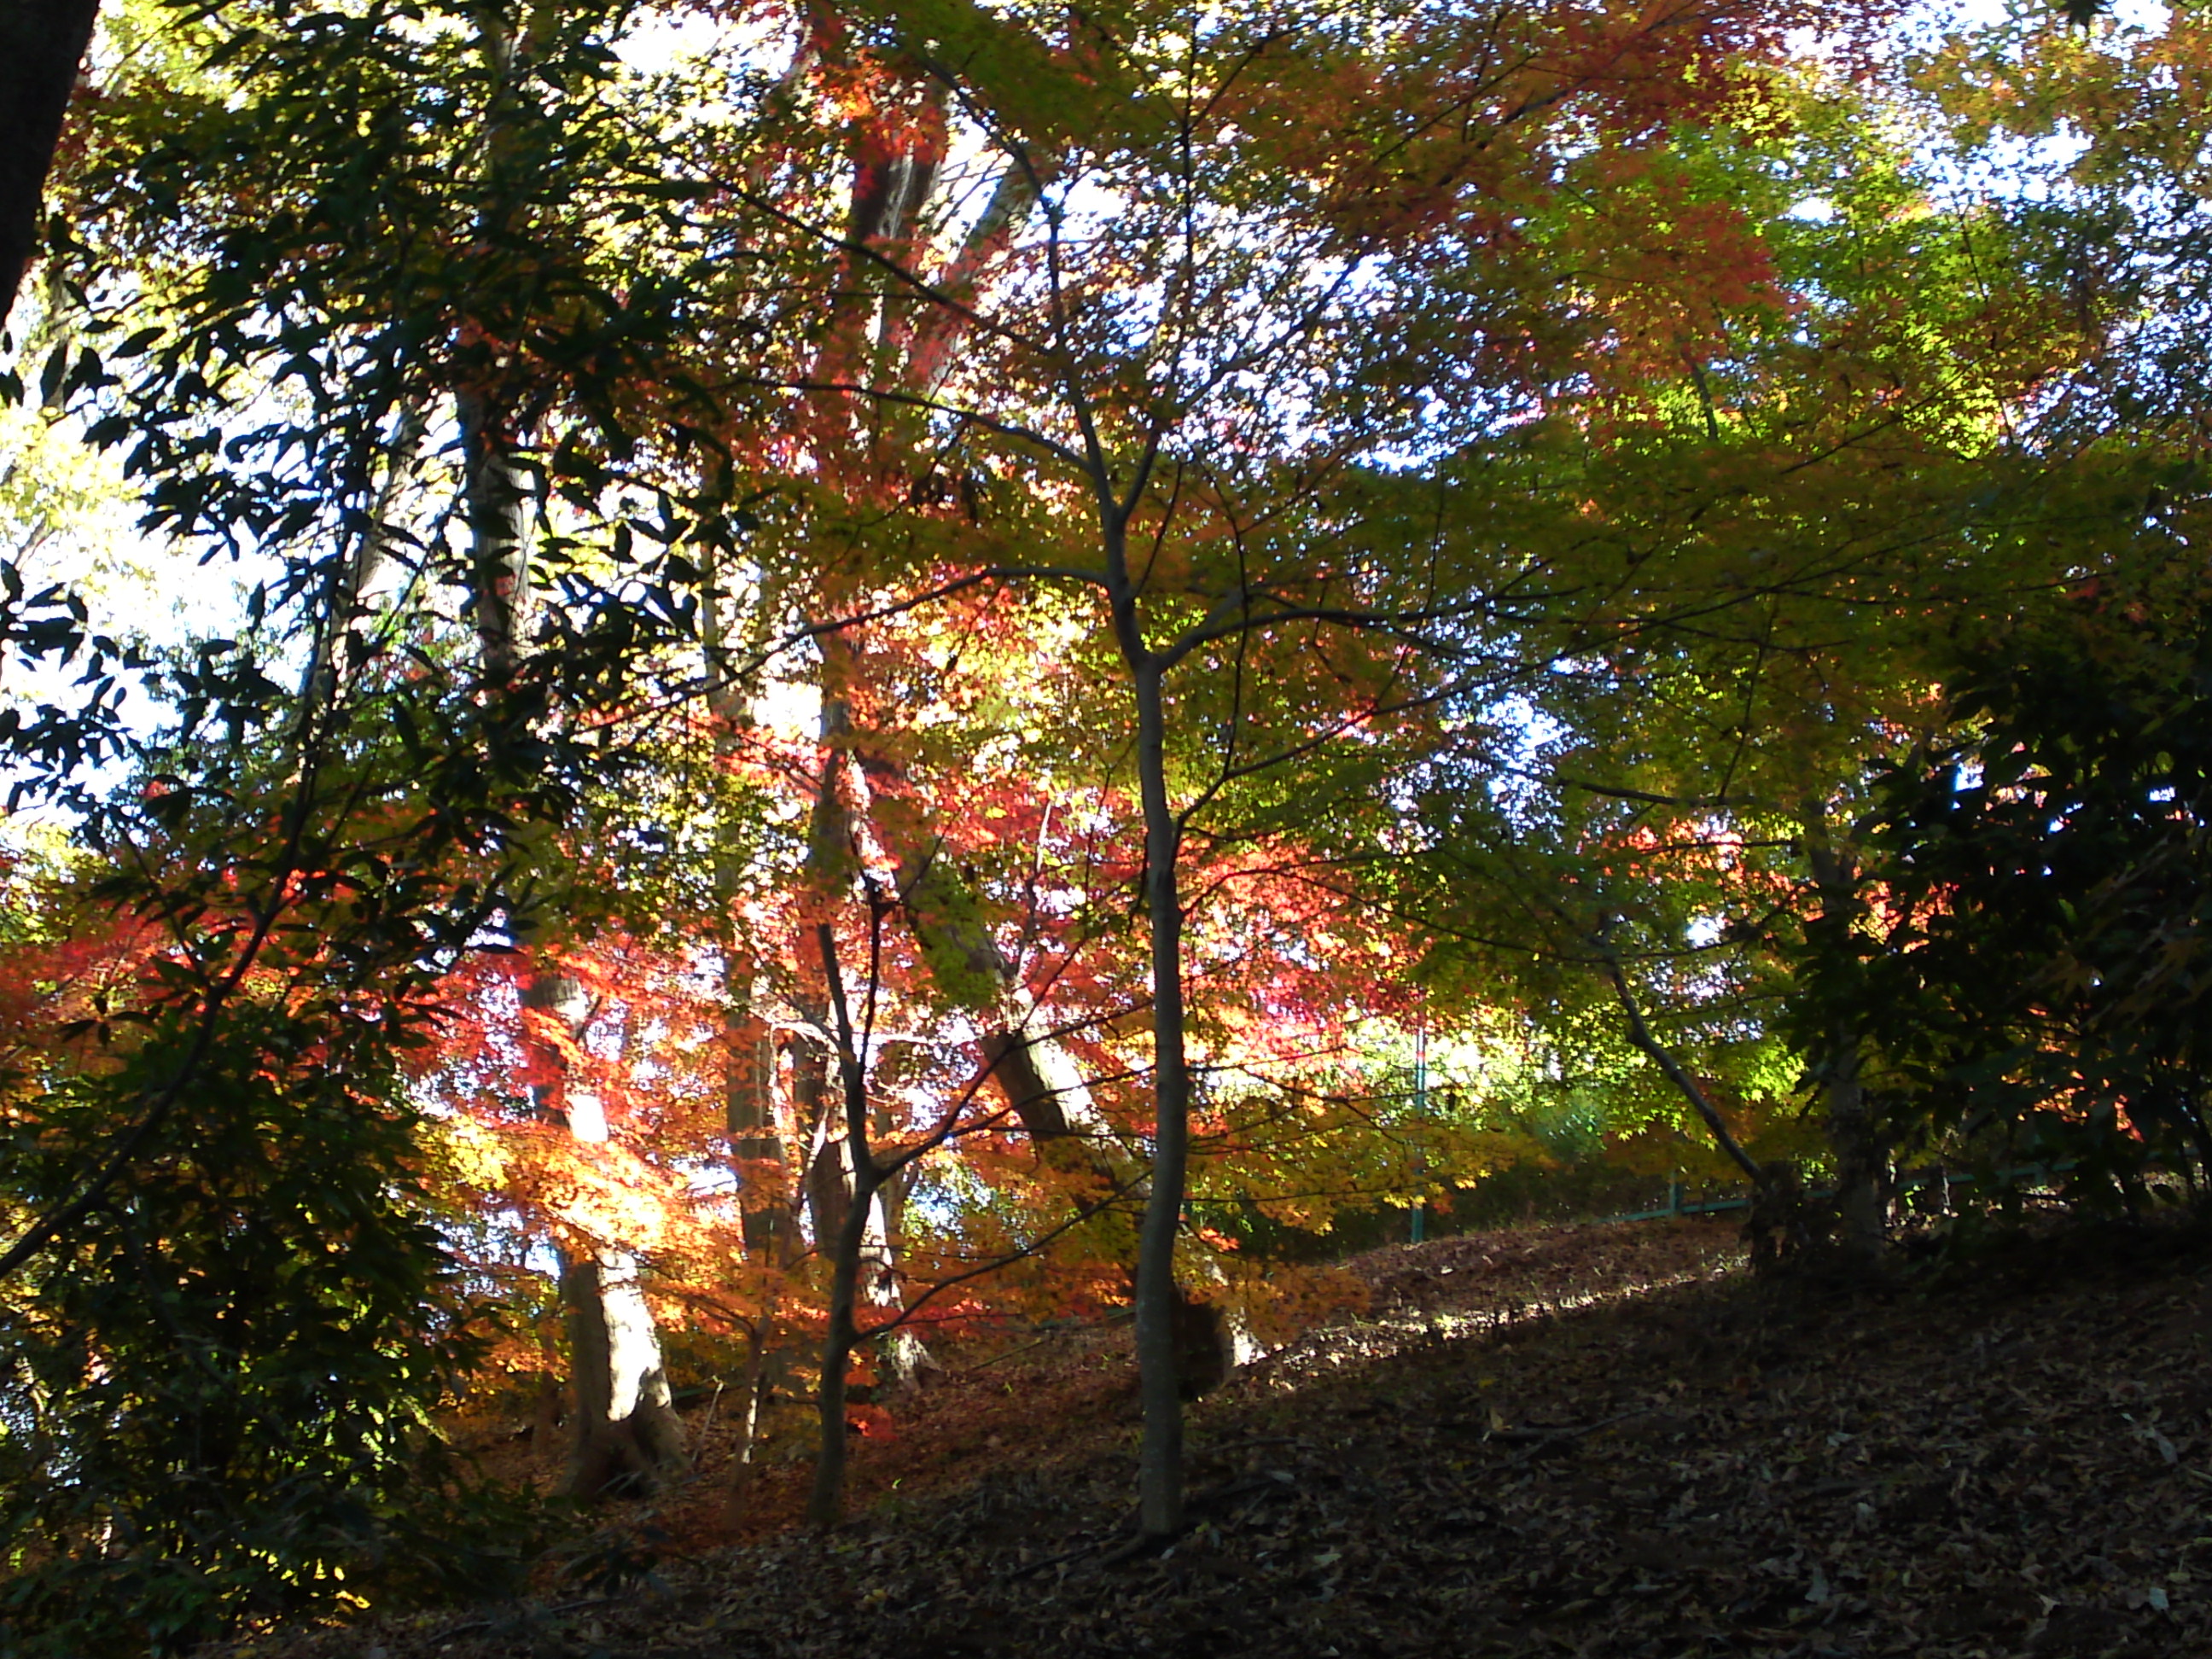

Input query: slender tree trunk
[723,992,791,1260]
[529,1258,568,1454]
[859,731,1254,1390]
[806,923,884,1529]
[796,1030,844,1237]
[304,398,428,710]
[1600,952,1761,1185]
[806,1159,876,1529]
[1821,1031,1883,1253]
[529,1371,565,1454]
[792,680,921,1377]
[796,1010,915,1377]
[806,1183,876,1528]
[1802,806,1885,1264]
[460,387,531,682]
[720,1296,780,1526]
[2181,1091,2212,1193]
[1121,633,1194,1537]
[736,1301,777,1466]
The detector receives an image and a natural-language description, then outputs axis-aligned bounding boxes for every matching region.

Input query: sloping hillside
[254,1217,2212,1659]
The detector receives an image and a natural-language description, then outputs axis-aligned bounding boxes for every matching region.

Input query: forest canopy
[2,0,2209,1645]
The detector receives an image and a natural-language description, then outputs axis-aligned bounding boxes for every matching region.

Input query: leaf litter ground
[252,1216,2212,1658]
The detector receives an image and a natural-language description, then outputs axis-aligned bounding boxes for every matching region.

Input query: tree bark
[304,398,428,709]
[853,712,1254,1394]
[1802,806,1885,1264]
[806,923,885,1529]
[806,1164,875,1529]
[834,665,1104,1149]
[460,385,532,682]
[520,969,688,1499]
[702,548,797,1262]
[0,0,98,325]
[450,9,688,1494]
[1091,488,1198,1538]
[561,1254,687,1497]
[464,423,687,1497]
[724,996,793,1260]
[790,681,921,1383]
[1129,650,1192,1539]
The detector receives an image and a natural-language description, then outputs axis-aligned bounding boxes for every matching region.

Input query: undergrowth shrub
[0,1009,537,1656]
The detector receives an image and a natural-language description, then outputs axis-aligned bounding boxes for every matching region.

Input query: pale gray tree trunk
[702,550,799,1263]
[454,9,687,1500]
[516,965,687,1499]
[560,1255,687,1494]
[461,408,689,1497]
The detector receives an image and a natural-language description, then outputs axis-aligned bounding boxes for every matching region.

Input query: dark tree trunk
[0,0,98,324]
[805,923,889,1530]
[529,1372,565,1454]
[1802,808,1886,1265]
[1097,521,1198,1540]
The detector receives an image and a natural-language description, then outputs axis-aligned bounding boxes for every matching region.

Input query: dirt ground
[243,1214,2212,1659]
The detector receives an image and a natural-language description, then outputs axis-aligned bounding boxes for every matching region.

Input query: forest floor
[249,1213,2212,1659]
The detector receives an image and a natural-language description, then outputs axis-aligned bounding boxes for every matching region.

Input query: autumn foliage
[3,0,2207,1643]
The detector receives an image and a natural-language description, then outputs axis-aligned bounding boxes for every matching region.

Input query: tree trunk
[853,714,1252,1392]
[806,923,885,1530]
[0,0,98,324]
[701,544,799,1262]
[1802,806,1885,1265]
[304,398,428,710]
[459,386,531,682]
[1821,1033,1883,1254]
[720,1298,779,1526]
[1126,643,1192,1539]
[1601,952,1761,1185]
[795,1005,917,1377]
[723,998,794,1260]
[458,335,684,1503]
[791,684,922,1375]
[806,1158,876,1529]
[561,1254,686,1496]
[529,1371,565,1455]
[521,969,689,1499]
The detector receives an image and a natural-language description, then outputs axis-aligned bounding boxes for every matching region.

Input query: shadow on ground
[249,1216,2212,1659]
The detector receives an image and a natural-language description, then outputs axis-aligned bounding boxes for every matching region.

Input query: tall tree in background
[446,1,694,1500]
